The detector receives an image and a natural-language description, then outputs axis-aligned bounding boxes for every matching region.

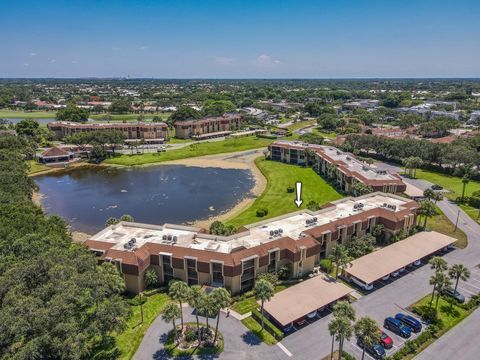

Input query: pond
[35,165,255,234]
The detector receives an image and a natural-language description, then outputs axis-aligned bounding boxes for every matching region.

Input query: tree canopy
[56,103,90,122]
[0,135,129,359]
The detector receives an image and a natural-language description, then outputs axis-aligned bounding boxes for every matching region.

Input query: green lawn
[241,317,277,345]
[286,119,316,132]
[427,207,468,248]
[115,290,170,360]
[27,160,50,175]
[414,169,480,200]
[105,137,273,166]
[90,113,170,121]
[412,169,480,225]
[226,158,343,228]
[0,109,56,119]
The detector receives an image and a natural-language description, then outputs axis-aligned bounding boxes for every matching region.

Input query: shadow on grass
[439,304,461,318]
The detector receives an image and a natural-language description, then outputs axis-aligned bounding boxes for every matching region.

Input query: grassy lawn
[286,119,316,132]
[0,109,56,118]
[231,283,296,315]
[90,113,170,121]
[414,169,480,200]
[227,158,343,228]
[26,160,50,174]
[427,207,468,248]
[459,203,480,224]
[115,290,170,360]
[241,317,277,345]
[105,137,273,166]
[312,128,338,139]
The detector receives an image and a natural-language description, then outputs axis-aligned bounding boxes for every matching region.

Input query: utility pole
[454,209,460,232]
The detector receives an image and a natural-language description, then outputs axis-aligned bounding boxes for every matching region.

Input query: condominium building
[268,141,406,193]
[48,121,169,143]
[174,114,242,139]
[85,192,417,294]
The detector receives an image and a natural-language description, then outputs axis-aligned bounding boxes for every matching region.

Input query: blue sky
[1,0,479,78]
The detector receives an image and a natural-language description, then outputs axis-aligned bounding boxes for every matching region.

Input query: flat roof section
[263,275,352,327]
[344,231,456,285]
[404,182,425,198]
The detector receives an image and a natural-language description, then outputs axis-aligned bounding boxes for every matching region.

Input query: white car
[382,274,390,281]
[413,259,422,266]
[391,271,400,277]
[307,311,317,319]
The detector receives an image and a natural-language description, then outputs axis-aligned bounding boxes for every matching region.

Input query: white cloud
[213,56,233,65]
[23,62,29,67]
[139,46,148,50]
[49,59,56,63]
[29,52,37,57]
[253,54,281,66]
[71,60,78,64]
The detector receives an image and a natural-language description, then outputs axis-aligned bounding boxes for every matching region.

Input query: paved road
[134,306,286,360]
[414,307,480,360]
[134,162,480,360]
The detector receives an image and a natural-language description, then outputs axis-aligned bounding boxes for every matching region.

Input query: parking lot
[456,265,480,300]
[347,309,427,359]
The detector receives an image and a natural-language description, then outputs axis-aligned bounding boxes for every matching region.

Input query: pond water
[35,165,254,234]
[5,118,56,125]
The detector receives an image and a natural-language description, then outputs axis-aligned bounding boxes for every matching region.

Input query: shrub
[286,186,295,193]
[185,329,197,343]
[128,294,147,306]
[144,268,159,289]
[256,208,269,217]
[319,259,333,273]
[251,309,284,340]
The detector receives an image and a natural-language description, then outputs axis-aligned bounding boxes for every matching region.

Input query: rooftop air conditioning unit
[172,236,178,243]
[162,235,167,240]
[269,230,274,237]
[279,228,283,234]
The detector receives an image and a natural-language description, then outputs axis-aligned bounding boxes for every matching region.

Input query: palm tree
[168,280,189,330]
[418,199,437,227]
[429,271,443,304]
[210,287,231,344]
[432,191,444,204]
[435,273,452,310]
[461,175,470,202]
[429,256,448,273]
[187,285,205,343]
[448,264,470,308]
[198,293,217,330]
[354,317,379,360]
[329,245,352,280]
[332,301,356,322]
[423,188,435,201]
[328,317,349,360]
[162,302,181,342]
[254,279,274,331]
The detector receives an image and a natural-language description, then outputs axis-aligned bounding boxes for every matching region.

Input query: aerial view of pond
[35,165,255,234]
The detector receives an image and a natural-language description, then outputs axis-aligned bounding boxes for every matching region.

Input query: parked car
[307,310,317,319]
[295,318,307,327]
[431,184,443,190]
[384,317,412,338]
[378,329,393,349]
[443,288,466,303]
[395,313,422,333]
[357,337,386,359]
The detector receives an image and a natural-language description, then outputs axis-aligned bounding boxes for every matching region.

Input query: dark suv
[357,337,386,359]
[395,313,422,333]
[384,317,412,338]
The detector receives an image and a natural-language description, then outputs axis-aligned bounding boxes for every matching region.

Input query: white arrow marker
[294,181,303,208]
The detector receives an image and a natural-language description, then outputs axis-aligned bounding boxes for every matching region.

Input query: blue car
[395,313,422,333]
[384,317,412,338]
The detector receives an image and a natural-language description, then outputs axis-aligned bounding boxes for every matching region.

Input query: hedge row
[251,309,284,340]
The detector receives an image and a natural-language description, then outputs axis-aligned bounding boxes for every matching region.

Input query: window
[185,258,198,285]
[211,262,224,286]
[268,251,277,273]
[241,258,256,291]
[162,255,173,284]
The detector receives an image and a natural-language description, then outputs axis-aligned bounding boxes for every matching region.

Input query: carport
[404,182,425,200]
[263,275,352,328]
[344,231,456,288]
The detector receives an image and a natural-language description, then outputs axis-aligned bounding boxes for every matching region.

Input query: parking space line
[350,342,375,360]
[277,342,292,357]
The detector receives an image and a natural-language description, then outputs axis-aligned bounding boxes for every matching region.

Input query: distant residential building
[342,99,379,110]
[430,110,462,121]
[257,100,304,111]
[468,110,480,124]
[48,121,168,143]
[174,114,242,139]
[268,140,406,194]
[38,146,74,164]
